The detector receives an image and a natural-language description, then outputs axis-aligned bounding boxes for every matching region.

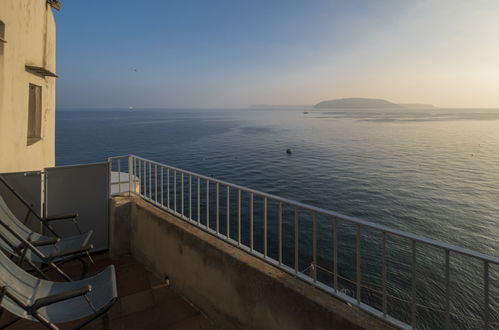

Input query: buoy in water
[286,148,292,155]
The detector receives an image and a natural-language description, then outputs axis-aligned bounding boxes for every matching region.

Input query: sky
[55,0,499,109]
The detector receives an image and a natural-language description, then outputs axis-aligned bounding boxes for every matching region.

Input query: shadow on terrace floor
[0,253,219,330]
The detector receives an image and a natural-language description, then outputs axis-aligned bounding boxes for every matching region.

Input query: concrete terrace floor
[1,253,219,330]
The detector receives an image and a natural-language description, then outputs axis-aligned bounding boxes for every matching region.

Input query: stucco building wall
[0,0,56,173]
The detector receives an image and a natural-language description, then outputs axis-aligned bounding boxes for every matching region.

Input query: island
[314,98,402,109]
[399,103,437,109]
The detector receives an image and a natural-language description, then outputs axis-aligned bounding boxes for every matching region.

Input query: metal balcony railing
[108,155,498,330]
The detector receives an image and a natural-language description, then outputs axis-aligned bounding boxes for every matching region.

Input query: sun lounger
[0,249,117,329]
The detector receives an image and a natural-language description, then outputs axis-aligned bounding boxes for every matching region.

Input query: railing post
[189,175,192,220]
[167,168,170,209]
[154,165,158,203]
[118,158,121,194]
[237,189,241,245]
[181,172,185,217]
[356,224,361,304]
[217,184,220,234]
[149,161,152,199]
[313,213,317,285]
[128,156,133,196]
[226,186,230,238]
[263,197,267,258]
[333,217,338,292]
[197,177,201,224]
[207,181,210,228]
[278,202,282,265]
[445,250,450,330]
[160,167,164,206]
[295,208,299,275]
[411,239,417,329]
[484,261,489,330]
[382,231,387,317]
[250,193,254,251]
[107,157,112,198]
[174,170,177,212]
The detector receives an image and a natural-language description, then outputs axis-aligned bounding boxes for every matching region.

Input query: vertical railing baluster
[216,183,219,233]
[382,232,387,317]
[356,224,361,304]
[484,261,489,330]
[445,250,450,330]
[206,181,210,228]
[108,158,112,195]
[181,173,184,217]
[117,158,121,194]
[189,175,192,220]
[140,160,143,196]
[264,197,267,258]
[144,161,147,198]
[167,168,170,209]
[128,157,133,195]
[139,160,147,198]
[132,157,136,194]
[142,160,146,197]
[226,186,230,238]
[411,240,417,329]
[149,161,152,199]
[197,177,201,225]
[312,213,317,284]
[154,165,158,203]
[237,189,241,245]
[278,202,282,265]
[294,207,299,275]
[160,167,164,206]
[173,170,177,213]
[138,160,141,196]
[143,161,145,197]
[250,193,254,251]
[333,217,338,292]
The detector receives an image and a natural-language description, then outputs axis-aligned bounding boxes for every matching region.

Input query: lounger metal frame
[0,176,93,280]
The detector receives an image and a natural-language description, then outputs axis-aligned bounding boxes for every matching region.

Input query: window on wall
[0,20,5,56]
[27,84,42,145]
[0,20,5,43]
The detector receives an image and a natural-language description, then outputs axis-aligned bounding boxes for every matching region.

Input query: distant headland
[250,98,437,109]
[314,98,436,109]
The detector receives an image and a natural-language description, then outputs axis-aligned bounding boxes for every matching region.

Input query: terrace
[2,253,216,329]
[0,155,497,329]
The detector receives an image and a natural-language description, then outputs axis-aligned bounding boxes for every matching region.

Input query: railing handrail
[109,154,499,265]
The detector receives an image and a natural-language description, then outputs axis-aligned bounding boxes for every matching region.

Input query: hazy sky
[56,0,499,108]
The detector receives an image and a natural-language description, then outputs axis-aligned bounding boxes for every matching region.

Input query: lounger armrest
[31,237,60,246]
[48,243,93,259]
[29,285,92,311]
[44,212,79,221]
[44,213,83,236]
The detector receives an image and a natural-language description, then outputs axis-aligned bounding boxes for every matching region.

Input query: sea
[56,107,499,329]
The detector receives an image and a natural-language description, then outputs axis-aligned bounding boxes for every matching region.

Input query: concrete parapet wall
[112,196,392,330]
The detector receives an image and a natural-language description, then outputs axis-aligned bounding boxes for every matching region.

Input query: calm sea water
[56,107,498,329]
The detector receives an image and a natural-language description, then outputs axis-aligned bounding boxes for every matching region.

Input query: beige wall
[0,0,56,173]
